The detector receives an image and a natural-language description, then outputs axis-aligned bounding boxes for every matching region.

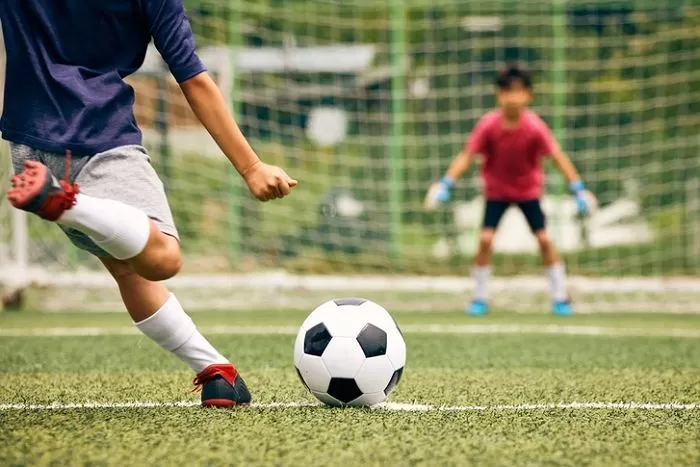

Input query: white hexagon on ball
[294,297,406,407]
[321,337,365,378]
[355,356,395,394]
[359,299,399,332]
[386,327,406,370]
[296,354,331,393]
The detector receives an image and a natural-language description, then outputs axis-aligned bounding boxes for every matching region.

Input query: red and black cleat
[193,364,252,408]
[7,159,79,221]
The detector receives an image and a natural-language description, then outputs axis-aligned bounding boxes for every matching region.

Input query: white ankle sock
[472,265,491,302]
[546,263,568,302]
[134,294,229,373]
[57,194,150,260]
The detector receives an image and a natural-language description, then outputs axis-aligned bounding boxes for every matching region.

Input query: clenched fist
[243,161,298,202]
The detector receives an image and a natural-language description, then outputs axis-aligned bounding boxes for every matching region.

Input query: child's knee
[138,235,182,281]
[478,230,495,251]
[152,240,182,280]
[535,230,553,251]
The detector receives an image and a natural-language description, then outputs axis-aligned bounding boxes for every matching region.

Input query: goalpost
[2,0,700,312]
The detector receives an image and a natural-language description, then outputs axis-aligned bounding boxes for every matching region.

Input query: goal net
[2,1,700,312]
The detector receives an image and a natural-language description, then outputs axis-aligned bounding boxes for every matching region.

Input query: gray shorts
[11,143,179,258]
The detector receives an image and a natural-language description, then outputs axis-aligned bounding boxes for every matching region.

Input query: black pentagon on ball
[327,377,363,404]
[333,297,367,306]
[295,367,311,392]
[384,367,403,395]
[356,323,387,358]
[304,323,332,356]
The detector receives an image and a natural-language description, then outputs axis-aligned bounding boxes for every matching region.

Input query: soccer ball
[294,297,406,407]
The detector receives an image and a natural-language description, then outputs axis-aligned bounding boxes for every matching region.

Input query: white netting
[1,1,700,312]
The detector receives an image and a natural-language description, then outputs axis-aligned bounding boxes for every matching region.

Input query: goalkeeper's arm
[424,151,474,210]
[446,150,474,182]
[551,149,592,215]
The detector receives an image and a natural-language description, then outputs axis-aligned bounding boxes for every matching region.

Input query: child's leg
[9,144,251,405]
[58,194,181,281]
[100,257,250,405]
[471,201,509,305]
[100,258,228,373]
[472,228,495,302]
[58,145,183,281]
[534,229,568,302]
[518,200,569,303]
[9,145,181,281]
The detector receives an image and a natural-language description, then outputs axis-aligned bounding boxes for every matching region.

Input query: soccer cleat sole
[202,399,241,408]
[7,161,53,212]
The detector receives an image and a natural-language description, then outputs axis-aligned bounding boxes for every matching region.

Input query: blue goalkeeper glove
[424,176,455,210]
[435,176,455,203]
[569,180,588,216]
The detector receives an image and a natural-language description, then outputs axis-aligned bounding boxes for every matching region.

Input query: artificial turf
[1,310,699,466]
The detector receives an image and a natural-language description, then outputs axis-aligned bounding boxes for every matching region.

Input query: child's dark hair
[496,65,533,90]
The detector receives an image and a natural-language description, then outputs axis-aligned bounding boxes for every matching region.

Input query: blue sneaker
[552,300,573,316]
[467,300,488,316]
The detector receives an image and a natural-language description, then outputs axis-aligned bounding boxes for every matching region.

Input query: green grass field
[1,309,699,466]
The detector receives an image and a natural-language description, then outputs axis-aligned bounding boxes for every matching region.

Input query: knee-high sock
[546,263,568,302]
[472,265,491,302]
[58,194,150,260]
[134,294,229,373]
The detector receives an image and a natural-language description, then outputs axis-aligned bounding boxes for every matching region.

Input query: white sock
[546,263,568,302]
[472,265,491,302]
[57,194,150,260]
[134,294,229,373]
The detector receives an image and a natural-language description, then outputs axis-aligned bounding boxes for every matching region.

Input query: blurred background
[1,0,700,312]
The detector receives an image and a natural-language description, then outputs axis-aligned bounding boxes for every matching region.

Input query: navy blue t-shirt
[0,0,206,155]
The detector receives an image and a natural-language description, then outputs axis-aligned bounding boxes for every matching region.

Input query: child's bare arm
[180,72,297,201]
[424,151,475,210]
[550,148,581,184]
[445,150,474,181]
[550,147,593,215]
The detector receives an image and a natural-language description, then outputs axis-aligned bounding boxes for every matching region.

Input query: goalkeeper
[425,65,593,316]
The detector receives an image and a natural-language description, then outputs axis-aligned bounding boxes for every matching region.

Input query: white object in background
[306,107,349,148]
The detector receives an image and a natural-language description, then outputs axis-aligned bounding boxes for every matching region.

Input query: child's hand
[243,161,298,201]
[424,176,454,210]
[569,180,594,217]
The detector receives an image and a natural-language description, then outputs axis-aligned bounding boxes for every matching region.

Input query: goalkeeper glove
[569,180,589,216]
[424,176,455,210]
[435,176,455,203]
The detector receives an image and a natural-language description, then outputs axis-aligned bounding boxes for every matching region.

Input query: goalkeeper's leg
[467,200,509,316]
[534,230,572,315]
[468,228,494,316]
[518,200,572,315]
[100,258,251,407]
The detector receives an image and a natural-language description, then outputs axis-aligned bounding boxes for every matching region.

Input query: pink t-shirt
[466,110,558,201]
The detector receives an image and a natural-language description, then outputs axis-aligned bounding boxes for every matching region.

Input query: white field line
[0,401,697,412]
[1,324,700,338]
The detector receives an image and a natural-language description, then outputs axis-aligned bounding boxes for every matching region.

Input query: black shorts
[482,199,546,233]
